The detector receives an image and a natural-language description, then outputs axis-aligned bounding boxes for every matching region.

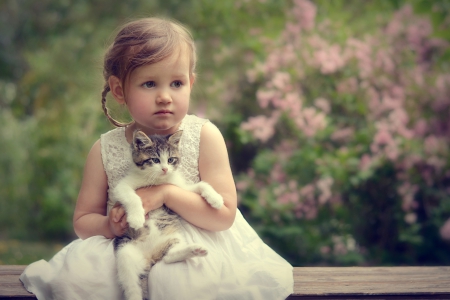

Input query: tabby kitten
[109,130,223,300]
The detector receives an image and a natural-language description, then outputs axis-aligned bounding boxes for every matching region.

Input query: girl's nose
[156,90,172,104]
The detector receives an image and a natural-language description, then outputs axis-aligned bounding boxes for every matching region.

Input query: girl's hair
[101,17,197,127]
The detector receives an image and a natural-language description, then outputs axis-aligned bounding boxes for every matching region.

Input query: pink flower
[332,236,348,256]
[320,246,331,255]
[277,190,300,206]
[337,77,358,94]
[281,45,297,66]
[270,163,286,183]
[246,69,258,83]
[404,213,417,224]
[359,154,372,171]
[273,92,302,113]
[295,107,327,137]
[374,129,393,146]
[413,119,428,136]
[313,44,346,74]
[317,177,333,204]
[424,136,446,155]
[264,51,282,74]
[375,49,395,74]
[300,184,314,197]
[314,97,330,113]
[440,219,450,240]
[257,190,268,207]
[236,180,248,191]
[256,89,277,108]
[331,127,355,143]
[240,112,280,142]
[292,0,317,31]
[285,22,302,37]
[426,156,446,170]
[270,72,291,91]
[274,140,297,161]
[398,182,418,211]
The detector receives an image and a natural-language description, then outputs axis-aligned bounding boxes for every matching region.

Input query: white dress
[20,115,293,300]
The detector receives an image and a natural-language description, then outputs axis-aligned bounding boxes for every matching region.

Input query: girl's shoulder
[182,114,209,128]
[99,127,129,156]
[179,114,210,143]
[99,127,131,187]
[181,114,224,146]
[100,126,126,143]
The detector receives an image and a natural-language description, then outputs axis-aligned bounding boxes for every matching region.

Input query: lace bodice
[100,115,209,213]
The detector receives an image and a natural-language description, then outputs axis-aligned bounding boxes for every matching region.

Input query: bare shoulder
[86,139,104,170]
[199,121,232,176]
[200,121,225,143]
[199,121,227,156]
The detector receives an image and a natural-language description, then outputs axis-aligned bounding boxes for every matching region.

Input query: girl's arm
[139,122,237,232]
[73,140,123,239]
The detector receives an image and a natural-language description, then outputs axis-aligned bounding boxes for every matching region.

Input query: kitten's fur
[109,130,223,300]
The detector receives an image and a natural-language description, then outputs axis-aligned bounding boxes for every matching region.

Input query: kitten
[109,130,223,300]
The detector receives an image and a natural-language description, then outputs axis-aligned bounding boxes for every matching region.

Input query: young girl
[20,17,293,299]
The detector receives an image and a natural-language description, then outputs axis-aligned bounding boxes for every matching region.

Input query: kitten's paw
[127,209,146,229]
[191,246,208,257]
[201,189,224,209]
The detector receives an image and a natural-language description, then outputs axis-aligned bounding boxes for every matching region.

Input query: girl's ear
[108,76,126,104]
[189,74,196,89]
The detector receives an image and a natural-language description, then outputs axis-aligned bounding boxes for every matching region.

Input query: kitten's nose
[162,168,168,174]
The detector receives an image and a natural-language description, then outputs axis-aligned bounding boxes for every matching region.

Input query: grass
[0,239,64,265]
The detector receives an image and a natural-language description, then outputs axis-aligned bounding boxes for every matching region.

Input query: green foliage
[1,0,449,268]
[0,239,64,265]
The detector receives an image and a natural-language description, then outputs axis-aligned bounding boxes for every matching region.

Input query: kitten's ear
[168,130,183,146]
[133,131,153,149]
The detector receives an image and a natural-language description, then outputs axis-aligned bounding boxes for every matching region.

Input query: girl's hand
[108,202,129,237]
[136,184,172,215]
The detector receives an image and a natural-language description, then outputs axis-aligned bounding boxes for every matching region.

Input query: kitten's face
[131,130,182,178]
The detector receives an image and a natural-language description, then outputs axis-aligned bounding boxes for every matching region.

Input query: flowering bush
[234,0,450,265]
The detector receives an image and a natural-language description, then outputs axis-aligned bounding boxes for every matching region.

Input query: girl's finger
[116,207,126,221]
[121,215,128,228]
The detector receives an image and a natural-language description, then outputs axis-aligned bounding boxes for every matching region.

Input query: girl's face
[111,49,194,136]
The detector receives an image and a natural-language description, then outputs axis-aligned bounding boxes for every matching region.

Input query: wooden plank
[1,265,450,299]
[289,267,450,299]
[0,266,35,299]
[0,266,27,276]
[0,277,35,298]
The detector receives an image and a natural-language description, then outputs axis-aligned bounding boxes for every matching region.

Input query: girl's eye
[152,158,160,164]
[143,81,156,88]
[170,81,183,88]
[168,157,177,164]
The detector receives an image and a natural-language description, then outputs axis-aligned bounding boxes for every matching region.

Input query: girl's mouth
[155,110,172,115]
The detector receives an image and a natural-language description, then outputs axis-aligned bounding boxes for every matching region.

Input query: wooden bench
[1,265,450,299]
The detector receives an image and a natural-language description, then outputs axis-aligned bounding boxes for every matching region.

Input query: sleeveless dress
[20,115,293,300]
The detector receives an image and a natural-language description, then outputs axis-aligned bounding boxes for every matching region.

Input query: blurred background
[1,0,449,266]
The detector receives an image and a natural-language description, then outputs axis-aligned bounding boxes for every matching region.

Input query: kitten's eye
[170,81,183,88]
[143,81,156,88]
[152,158,160,164]
[168,157,177,164]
